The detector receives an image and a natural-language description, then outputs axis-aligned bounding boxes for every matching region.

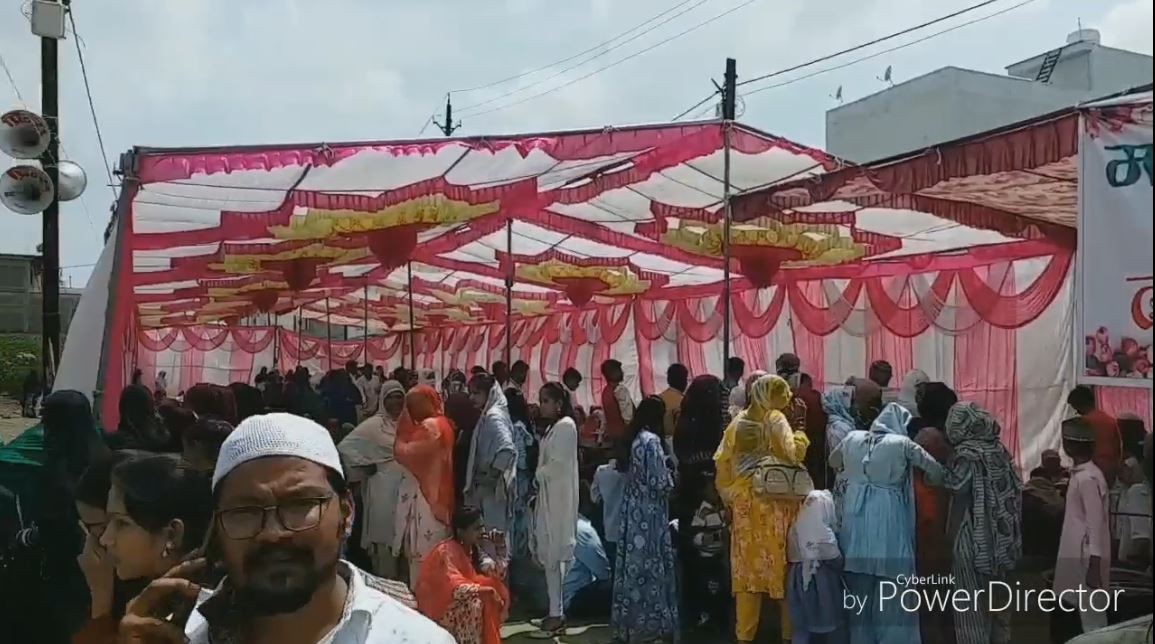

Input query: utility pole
[40,2,64,383]
[433,94,462,136]
[720,58,736,367]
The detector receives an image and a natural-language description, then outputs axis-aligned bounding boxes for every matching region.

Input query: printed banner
[1077,101,1153,388]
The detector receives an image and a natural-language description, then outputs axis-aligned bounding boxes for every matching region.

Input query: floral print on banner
[611,430,680,642]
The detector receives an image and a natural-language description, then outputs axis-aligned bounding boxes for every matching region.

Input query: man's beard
[232,545,339,616]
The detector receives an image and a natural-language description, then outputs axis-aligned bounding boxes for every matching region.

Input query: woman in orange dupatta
[415,506,510,644]
[394,385,456,583]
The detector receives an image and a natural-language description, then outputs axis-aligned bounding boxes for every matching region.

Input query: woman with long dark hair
[108,385,168,452]
[612,396,679,642]
[532,382,579,635]
[74,453,212,643]
[0,391,109,644]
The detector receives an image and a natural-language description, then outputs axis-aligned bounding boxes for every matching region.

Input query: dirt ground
[0,394,35,444]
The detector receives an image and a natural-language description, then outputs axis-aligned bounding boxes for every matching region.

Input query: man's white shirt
[185,561,454,644]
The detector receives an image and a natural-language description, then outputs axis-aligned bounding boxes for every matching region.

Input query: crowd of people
[0,354,1150,644]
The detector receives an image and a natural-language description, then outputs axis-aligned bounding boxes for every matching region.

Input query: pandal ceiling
[120,118,1075,332]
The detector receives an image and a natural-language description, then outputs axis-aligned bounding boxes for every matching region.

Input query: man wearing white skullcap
[119,413,454,644]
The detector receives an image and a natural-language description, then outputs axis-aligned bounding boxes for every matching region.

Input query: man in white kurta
[533,412,580,629]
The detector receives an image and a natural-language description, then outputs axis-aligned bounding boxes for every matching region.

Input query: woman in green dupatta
[0,390,109,644]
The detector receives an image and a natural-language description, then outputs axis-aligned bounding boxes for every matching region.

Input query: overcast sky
[1,0,1151,287]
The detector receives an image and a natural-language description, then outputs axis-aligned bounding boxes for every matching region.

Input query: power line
[671,90,719,120]
[67,9,118,199]
[0,47,25,105]
[415,113,435,137]
[451,0,702,95]
[739,0,1002,87]
[457,0,715,115]
[742,0,1039,97]
[461,0,757,121]
[668,0,1010,118]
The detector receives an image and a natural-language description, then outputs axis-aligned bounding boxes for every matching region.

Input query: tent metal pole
[363,282,370,364]
[721,58,737,366]
[505,219,513,366]
[296,306,303,370]
[272,313,280,370]
[325,297,333,371]
[407,262,416,369]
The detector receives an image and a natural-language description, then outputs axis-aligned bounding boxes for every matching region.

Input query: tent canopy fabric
[120,120,1066,332]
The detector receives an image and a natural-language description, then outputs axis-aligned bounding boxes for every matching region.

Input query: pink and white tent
[57,111,1150,475]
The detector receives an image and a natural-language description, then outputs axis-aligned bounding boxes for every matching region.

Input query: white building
[826,30,1153,162]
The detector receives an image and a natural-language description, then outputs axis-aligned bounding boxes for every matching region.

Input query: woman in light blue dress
[830,403,944,644]
[822,386,856,528]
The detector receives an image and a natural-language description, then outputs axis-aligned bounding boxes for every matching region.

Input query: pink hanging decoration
[278,258,323,291]
[731,246,803,289]
[248,289,279,313]
[554,276,608,307]
[367,225,420,270]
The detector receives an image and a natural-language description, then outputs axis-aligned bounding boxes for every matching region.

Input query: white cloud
[1097,0,1154,55]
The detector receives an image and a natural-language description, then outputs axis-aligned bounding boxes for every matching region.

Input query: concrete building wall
[826,67,1087,162]
[826,35,1152,163]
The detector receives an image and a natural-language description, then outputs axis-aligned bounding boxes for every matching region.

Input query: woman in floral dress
[394,385,456,585]
[612,396,679,643]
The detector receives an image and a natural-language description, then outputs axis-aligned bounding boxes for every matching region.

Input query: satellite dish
[56,160,87,201]
[1,165,55,214]
[0,110,51,159]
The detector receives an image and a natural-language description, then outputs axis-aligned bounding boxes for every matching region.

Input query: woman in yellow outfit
[714,374,811,643]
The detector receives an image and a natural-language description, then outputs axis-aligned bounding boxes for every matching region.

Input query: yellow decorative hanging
[663,219,868,267]
[268,195,500,241]
[514,300,552,317]
[518,259,650,296]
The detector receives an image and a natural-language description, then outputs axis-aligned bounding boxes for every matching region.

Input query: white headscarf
[791,489,841,590]
[896,369,929,417]
[338,380,405,467]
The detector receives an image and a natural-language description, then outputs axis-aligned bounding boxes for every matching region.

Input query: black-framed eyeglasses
[216,495,334,540]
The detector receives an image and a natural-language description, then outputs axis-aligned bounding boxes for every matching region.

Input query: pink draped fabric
[954,272,1021,471]
[178,346,206,391]
[228,345,255,384]
[1096,387,1153,433]
[867,277,916,379]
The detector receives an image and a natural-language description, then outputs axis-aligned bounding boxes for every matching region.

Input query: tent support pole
[272,314,280,370]
[325,297,333,371]
[721,57,737,367]
[505,218,513,366]
[407,262,416,369]
[296,306,303,370]
[363,282,370,364]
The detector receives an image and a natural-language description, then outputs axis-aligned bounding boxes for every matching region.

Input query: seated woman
[414,506,510,644]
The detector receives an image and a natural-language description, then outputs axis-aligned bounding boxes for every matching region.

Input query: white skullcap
[212,412,343,491]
